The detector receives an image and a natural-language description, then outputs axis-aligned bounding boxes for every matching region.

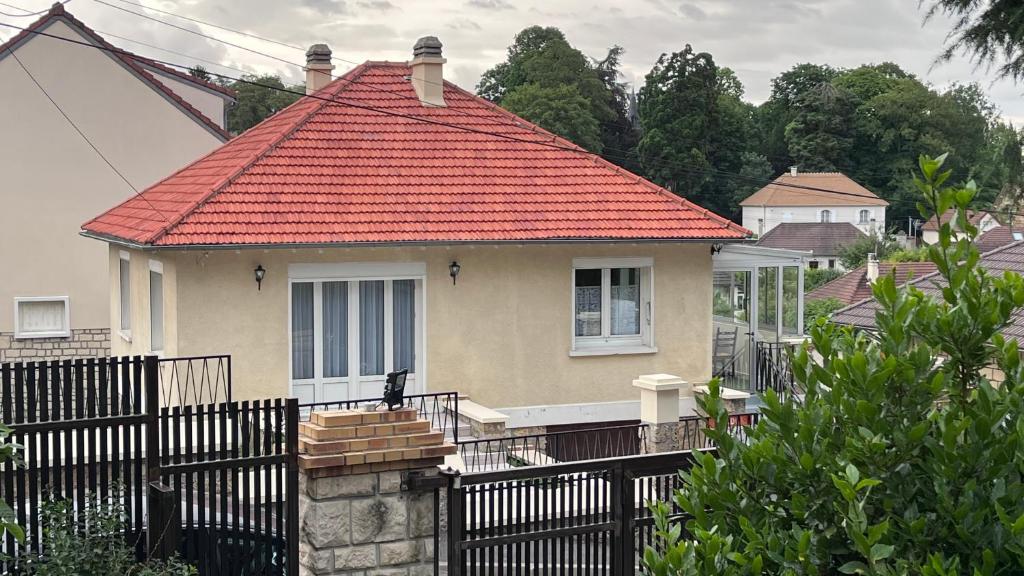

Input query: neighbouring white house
[0,4,234,363]
[919,208,1000,245]
[756,222,866,270]
[740,169,888,237]
[81,38,759,422]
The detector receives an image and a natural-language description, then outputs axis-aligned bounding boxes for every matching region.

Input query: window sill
[118,330,133,343]
[14,331,70,340]
[569,345,658,357]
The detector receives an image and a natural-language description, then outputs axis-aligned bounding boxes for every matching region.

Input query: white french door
[289,277,422,404]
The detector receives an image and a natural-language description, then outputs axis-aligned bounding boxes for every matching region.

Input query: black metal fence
[0,355,298,575]
[678,411,762,450]
[443,450,705,575]
[299,391,459,443]
[457,424,649,472]
[157,355,231,408]
[755,341,795,396]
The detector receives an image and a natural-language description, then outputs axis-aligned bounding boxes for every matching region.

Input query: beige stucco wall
[108,246,178,358]
[143,67,229,130]
[0,18,223,334]
[114,243,713,408]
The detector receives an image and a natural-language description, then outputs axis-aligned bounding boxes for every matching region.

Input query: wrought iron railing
[298,391,459,443]
[678,411,762,450]
[754,341,796,397]
[457,423,649,472]
[157,355,231,408]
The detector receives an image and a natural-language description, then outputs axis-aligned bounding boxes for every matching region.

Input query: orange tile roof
[82,61,749,246]
[739,172,888,208]
[806,261,937,305]
[921,208,994,231]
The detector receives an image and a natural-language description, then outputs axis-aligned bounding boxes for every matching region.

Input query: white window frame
[13,296,71,339]
[118,250,132,341]
[820,209,833,223]
[149,259,164,354]
[287,262,426,404]
[570,257,656,357]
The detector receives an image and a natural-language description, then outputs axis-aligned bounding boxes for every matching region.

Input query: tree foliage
[644,153,1024,575]
[838,230,902,270]
[478,26,632,153]
[225,74,304,135]
[637,45,756,217]
[924,0,1024,83]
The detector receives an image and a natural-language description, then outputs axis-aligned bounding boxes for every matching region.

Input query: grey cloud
[447,18,483,31]
[466,0,515,10]
[356,0,397,10]
[678,3,705,21]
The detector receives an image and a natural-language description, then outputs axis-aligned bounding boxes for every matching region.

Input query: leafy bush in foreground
[644,154,1024,575]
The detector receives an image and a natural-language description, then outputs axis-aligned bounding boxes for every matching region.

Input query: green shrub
[644,154,1024,575]
[887,247,929,262]
[803,297,845,330]
[20,493,193,576]
[804,268,845,292]
[838,232,901,269]
[0,424,23,544]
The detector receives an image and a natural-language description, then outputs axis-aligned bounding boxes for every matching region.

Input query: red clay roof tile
[83,61,749,246]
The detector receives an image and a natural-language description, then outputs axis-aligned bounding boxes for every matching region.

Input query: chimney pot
[789,166,798,177]
[304,44,335,95]
[409,36,446,107]
[866,252,879,282]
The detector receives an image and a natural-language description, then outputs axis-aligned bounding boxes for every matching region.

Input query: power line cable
[3,18,1013,222]
[0,0,66,17]
[2,41,170,223]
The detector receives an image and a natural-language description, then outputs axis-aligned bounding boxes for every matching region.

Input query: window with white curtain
[571,257,654,355]
[859,209,870,224]
[820,210,833,223]
[149,260,164,352]
[13,297,70,339]
[289,271,421,403]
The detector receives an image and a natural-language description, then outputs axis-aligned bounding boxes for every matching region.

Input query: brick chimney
[305,44,335,95]
[789,166,798,177]
[409,36,446,107]
[866,252,879,282]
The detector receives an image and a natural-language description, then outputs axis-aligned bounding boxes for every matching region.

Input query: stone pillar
[633,373,688,453]
[298,406,457,575]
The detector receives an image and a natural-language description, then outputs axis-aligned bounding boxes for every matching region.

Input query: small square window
[14,297,70,339]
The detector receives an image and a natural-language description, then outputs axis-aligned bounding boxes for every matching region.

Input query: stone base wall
[0,329,111,363]
[300,469,436,576]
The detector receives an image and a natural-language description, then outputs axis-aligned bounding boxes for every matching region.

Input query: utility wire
[3,42,170,223]
[0,0,65,17]
[2,18,1015,223]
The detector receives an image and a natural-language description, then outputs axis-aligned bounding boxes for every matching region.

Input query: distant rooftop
[739,171,888,208]
[756,222,866,256]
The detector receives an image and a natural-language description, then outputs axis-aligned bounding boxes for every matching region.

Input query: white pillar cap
[632,373,686,391]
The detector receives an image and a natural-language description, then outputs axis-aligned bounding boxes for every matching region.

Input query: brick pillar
[633,374,689,453]
[298,407,456,575]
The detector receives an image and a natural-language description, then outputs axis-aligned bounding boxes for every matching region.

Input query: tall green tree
[757,63,840,173]
[637,45,757,216]
[226,74,304,135]
[784,82,856,172]
[478,26,624,153]
[501,84,602,151]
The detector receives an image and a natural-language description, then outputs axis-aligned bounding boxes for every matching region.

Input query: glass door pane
[758,267,779,340]
[713,271,753,390]
[782,266,800,335]
[291,282,314,380]
[359,280,385,376]
[393,280,416,373]
[322,281,348,378]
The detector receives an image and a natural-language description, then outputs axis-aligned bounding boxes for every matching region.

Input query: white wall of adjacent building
[0,17,226,360]
[742,205,886,237]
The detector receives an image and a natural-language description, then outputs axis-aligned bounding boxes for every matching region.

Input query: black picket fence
[0,355,298,576]
[442,450,706,575]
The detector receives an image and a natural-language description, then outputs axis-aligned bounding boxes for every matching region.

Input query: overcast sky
[3,0,1022,123]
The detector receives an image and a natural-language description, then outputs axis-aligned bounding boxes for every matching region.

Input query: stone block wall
[299,470,437,576]
[0,329,110,363]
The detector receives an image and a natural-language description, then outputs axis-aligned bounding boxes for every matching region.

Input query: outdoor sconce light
[710,243,723,255]
[254,265,266,291]
[449,261,461,285]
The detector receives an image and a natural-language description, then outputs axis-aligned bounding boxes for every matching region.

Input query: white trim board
[288,262,426,280]
[498,396,702,429]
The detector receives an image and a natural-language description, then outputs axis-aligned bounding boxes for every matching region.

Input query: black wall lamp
[710,243,724,255]
[449,261,461,285]
[254,265,266,291]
